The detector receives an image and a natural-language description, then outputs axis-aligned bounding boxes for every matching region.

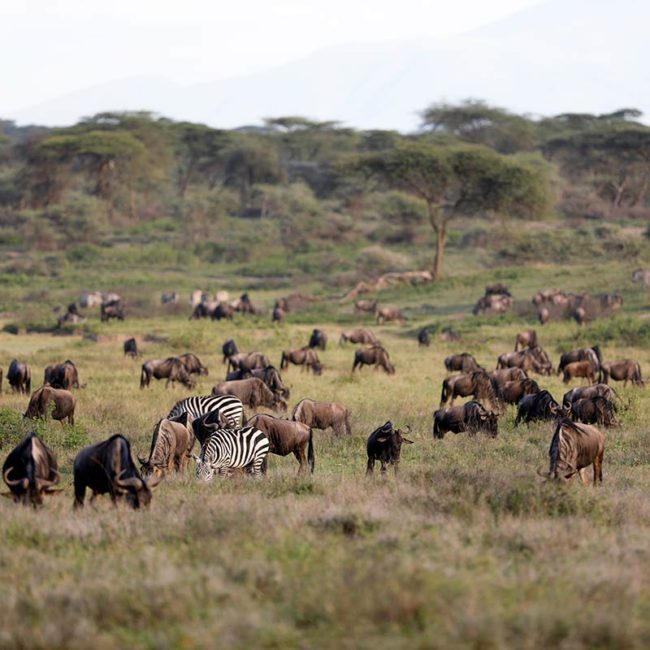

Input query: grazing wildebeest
[601,360,644,386]
[632,268,650,287]
[280,348,322,374]
[213,302,235,321]
[308,329,328,351]
[24,387,76,425]
[44,360,80,390]
[7,359,31,394]
[193,426,270,479]
[234,292,261,315]
[515,390,564,425]
[514,329,538,351]
[498,378,540,405]
[222,339,239,364]
[433,401,498,439]
[2,432,60,507]
[538,307,550,325]
[570,397,617,427]
[562,360,597,385]
[140,357,195,389]
[178,352,208,377]
[190,300,217,320]
[439,370,498,409]
[366,421,413,476]
[227,352,270,373]
[123,337,138,359]
[376,306,405,325]
[490,367,527,389]
[161,291,178,304]
[101,299,125,322]
[226,365,290,400]
[417,328,431,347]
[444,353,481,374]
[557,346,602,376]
[354,299,377,314]
[73,434,162,508]
[272,305,284,322]
[339,328,378,345]
[538,418,604,484]
[57,303,85,328]
[247,413,315,474]
[352,345,395,374]
[212,378,288,412]
[138,414,195,477]
[562,384,618,409]
[292,399,351,436]
[497,348,552,376]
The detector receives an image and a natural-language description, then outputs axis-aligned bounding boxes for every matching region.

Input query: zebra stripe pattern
[167,395,244,427]
[195,427,269,479]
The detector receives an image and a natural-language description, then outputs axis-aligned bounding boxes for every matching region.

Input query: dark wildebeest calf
[74,434,163,508]
[7,359,31,394]
[417,328,431,347]
[292,399,351,436]
[24,387,76,426]
[308,329,328,351]
[2,432,60,507]
[433,401,498,439]
[538,418,605,484]
[352,345,395,374]
[123,338,138,359]
[366,421,413,476]
[222,339,239,364]
[247,413,315,474]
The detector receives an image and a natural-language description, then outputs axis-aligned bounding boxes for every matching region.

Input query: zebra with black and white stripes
[194,426,269,479]
[167,395,244,427]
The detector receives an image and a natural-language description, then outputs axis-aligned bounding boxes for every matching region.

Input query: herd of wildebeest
[0,279,646,510]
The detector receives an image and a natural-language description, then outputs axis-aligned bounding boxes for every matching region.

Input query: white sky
[2,0,542,111]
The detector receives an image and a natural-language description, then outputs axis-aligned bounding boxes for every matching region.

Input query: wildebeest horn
[145,474,164,489]
[36,469,60,489]
[3,468,28,489]
[114,470,143,490]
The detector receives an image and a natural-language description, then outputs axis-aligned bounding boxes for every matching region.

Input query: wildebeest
[433,401,498,439]
[601,360,644,386]
[222,339,239,364]
[24,387,76,425]
[44,360,80,390]
[189,299,217,320]
[138,414,195,477]
[490,367,527,389]
[234,292,261,315]
[225,365,290,400]
[73,434,162,508]
[123,337,138,359]
[280,348,322,374]
[272,305,284,322]
[473,285,513,316]
[538,418,604,484]
[498,378,540,405]
[212,378,288,412]
[7,359,31,394]
[339,328,378,345]
[212,302,235,321]
[562,360,597,385]
[308,329,328,351]
[247,413,315,474]
[352,345,395,374]
[557,346,602,376]
[161,291,178,304]
[366,421,413,475]
[2,432,60,507]
[292,399,352,436]
[632,268,650,287]
[178,352,208,377]
[417,328,431,347]
[562,384,619,409]
[376,306,405,325]
[496,348,553,376]
[514,329,538,351]
[101,299,125,322]
[570,397,617,427]
[57,302,85,328]
[444,353,481,374]
[515,390,564,425]
[140,357,195,389]
[439,370,498,409]
[227,351,270,373]
[354,299,377,314]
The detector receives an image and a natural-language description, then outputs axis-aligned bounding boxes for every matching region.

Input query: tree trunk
[433,224,447,280]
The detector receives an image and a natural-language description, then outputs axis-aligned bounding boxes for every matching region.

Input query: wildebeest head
[2,467,60,507]
[373,423,413,463]
[112,470,163,508]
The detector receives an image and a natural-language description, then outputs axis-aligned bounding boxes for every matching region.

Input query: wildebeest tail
[139,364,148,389]
[307,429,315,473]
[635,362,644,385]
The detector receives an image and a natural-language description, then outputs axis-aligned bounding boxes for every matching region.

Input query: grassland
[0,261,649,649]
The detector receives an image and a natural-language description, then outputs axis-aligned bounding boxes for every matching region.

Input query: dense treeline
[0,100,649,280]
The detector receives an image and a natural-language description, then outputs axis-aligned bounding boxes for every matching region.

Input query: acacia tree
[353,142,550,279]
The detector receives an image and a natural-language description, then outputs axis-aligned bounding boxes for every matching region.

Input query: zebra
[167,395,244,427]
[194,426,269,479]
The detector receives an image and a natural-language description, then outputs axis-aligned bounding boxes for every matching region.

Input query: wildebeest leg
[294,446,307,474]
[260,455,269,475]
[578,468,589,485]
[73,479,86,509]
[380,460,387,475]
[393,461,399,476]
[366,458,374,475]
[594,450,604,484]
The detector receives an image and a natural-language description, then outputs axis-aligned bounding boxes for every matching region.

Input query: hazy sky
[3,0,542,111]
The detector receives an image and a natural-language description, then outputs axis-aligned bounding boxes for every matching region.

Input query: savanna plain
[0,261,649,650]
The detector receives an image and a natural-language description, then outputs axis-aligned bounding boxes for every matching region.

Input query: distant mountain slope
[9,0,650,130]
